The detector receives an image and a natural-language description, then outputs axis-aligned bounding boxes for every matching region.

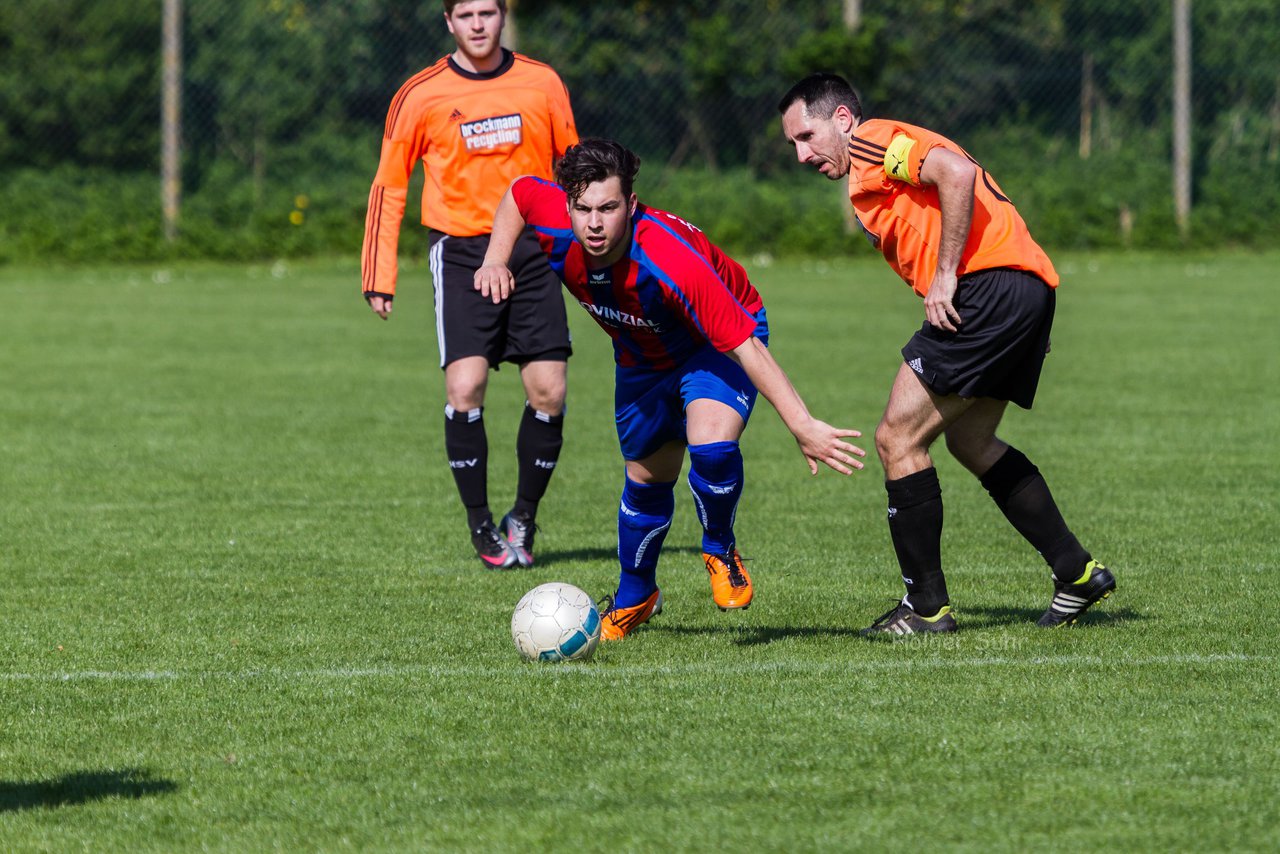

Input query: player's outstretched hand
[367,294,393,320]
[794,419,866,476]
[474,264,515,304]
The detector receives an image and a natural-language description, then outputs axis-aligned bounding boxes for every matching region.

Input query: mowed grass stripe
[2,652,1269,682]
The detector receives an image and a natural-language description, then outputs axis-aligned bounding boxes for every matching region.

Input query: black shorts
[427,228,572,369]
[901,268,1055,409]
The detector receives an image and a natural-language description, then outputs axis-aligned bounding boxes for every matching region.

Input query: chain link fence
[1,0,1277,258]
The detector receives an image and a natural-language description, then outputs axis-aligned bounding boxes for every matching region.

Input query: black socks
[885,467,948,616]
[446,403,565,529]
[883,448,1092,616]
[980,446,1092,582]
[445,405,490,530]
[513,403,564,519]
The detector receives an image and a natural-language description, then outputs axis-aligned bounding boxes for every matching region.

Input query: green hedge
[3,133,1278,265]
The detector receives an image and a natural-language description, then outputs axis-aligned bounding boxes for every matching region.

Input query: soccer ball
[511,582,601,662]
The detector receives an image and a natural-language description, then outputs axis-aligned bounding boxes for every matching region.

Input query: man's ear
[834,104,855,134]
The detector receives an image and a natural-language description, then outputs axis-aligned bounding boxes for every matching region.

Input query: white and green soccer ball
[511,582,601,662]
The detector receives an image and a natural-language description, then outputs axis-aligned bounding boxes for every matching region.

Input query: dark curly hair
[554,138,641,202]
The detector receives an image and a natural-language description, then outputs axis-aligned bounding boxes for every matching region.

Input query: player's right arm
[474,181,531,303]
[918,147,976,332]
[360,84,429,320]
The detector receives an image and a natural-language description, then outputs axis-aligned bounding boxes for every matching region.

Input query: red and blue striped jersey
[511,177,764,371]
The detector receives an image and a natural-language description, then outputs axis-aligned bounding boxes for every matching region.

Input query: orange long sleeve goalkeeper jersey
[361,50,578,298]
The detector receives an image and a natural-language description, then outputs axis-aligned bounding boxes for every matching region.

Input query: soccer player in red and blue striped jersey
[476,138,865,639]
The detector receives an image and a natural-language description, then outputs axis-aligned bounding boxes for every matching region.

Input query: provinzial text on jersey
[577,300,664,332]
[460,114,524,150]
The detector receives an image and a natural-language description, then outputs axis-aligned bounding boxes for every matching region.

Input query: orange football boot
[600,589,663,641]
[704,549,753,610]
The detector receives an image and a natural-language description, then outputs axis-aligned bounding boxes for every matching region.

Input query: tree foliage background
[1,0,1277,261]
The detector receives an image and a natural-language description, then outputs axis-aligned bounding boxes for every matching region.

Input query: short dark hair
[554,138,642,202]
[778,73,862,122]
[443,0,506,15]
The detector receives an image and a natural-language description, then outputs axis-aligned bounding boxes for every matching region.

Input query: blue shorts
[615,310,769,461]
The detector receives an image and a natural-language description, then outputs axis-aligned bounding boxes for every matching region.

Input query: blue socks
[616,477,675,608]
[614,442,743,608]
[687,441,743,555]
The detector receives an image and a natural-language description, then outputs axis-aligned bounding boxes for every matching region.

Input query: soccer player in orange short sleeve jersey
[844,118,1058,298]
[781,73,1115,636]
[359,0,579,570]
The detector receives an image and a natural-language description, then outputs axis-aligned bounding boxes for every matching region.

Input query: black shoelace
[868,600,907,629]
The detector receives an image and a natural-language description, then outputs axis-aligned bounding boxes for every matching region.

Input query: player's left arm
[726,336,865,476]
[918,148,977,332]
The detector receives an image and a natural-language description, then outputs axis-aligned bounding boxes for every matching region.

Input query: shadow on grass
[537,544,702,568]
[0,769,178,813]
[650,623,862,646]
[960,604,1145,630]
[644,604,1144,645]
[731,625,863,646]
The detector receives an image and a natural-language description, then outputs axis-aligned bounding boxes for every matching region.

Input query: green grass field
[1,252,1277,851]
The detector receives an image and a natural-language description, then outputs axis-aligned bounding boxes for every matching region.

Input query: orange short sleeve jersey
[361,50,578,297]
[846,118,1058,297]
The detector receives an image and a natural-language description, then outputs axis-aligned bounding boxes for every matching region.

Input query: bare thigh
[875,362,980,479]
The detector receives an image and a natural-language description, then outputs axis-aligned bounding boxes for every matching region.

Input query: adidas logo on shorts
[908,357,924,375]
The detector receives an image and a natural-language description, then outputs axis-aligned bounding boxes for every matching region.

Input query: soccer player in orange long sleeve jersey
[361,0,578,569]
[780,73,1115,635]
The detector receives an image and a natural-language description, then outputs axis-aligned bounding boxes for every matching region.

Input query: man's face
[781,101,856,180]
[568,177,636,266]
[445,1,504,63]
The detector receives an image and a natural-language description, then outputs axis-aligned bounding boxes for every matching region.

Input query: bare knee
[444,372,488,411]
[445,384,485,411]
[525,379,566,415]
[521,362,567,415]
[876,418,927,478]
[873,419,896,467]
